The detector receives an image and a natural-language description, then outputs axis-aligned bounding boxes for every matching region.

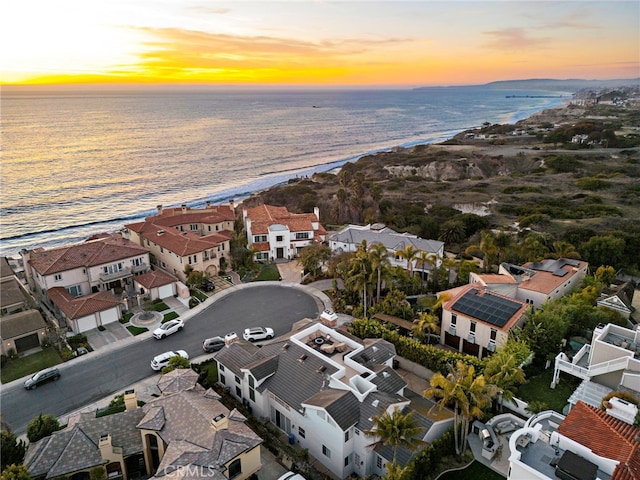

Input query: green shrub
[60,349,75,361]
[126,325,148,336]
[576,177,612,190]
[162,312,180,323]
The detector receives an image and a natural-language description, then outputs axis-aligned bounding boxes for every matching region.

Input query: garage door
[100,308,119,326]
[76,316,97,333]
[158,284,174,299]
[15,333,40,353]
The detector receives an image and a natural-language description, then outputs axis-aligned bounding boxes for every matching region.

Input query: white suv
[242,327,274,342]
[151,350,189,370]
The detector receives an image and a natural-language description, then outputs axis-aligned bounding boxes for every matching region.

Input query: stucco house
[133,269,179,303]
[596,279,637,324]
[329,223,444,281]
[243,205,327,262]
[123,203,234,282]
[24,373,263,480]
[214,321,454,479]
[0,257,47,355]
[20,234,151,333]
[506,400,639,480]
[438,283,529,359]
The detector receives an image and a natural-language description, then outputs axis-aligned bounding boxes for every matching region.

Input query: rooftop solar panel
[452,288,522,327]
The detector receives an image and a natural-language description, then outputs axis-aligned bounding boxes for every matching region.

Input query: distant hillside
[415,78,640,93]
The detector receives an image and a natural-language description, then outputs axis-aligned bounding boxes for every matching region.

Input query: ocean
[1,86,568,257]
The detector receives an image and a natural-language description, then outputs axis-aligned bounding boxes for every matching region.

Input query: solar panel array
[453,288,522,327]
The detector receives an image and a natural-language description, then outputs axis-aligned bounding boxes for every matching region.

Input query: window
[355,453,361,466]
[490,329,497,341]
[295,232,310,240]
[133,257,143,267]
[344,430,350,442]
[190,224,198,231]
[298,427,306,438]
[220,374,226,384]
[254,235,267,243]
[219,364,225,371]
[235,375,240,384]
[54,274,62,281]
[235,386,241,397]
[355,428,360,436]
[208,225,211,232]
[67,285,82,297]
[228,459,241,479]
[344,455,350,467]
[322,445,331,458]
[276,235,284,242]
[317,410,326,421]
[470,322,476,333]
[451,314,457,326]
[377,455,383,469]
[249,389,255,402]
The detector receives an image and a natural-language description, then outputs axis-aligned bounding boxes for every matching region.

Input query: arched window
[228,458,242,478]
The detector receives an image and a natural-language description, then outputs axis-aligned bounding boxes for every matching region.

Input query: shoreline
[0,97,572,258]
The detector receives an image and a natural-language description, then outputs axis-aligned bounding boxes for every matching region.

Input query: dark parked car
[201,279,216,292]
[24,367,60,390]
[203,336,225,353]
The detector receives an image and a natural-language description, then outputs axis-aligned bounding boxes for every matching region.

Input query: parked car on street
[153,319,184,339]
[151,350,189,370]
[242,327,274,342]
[24,367,60,390]
[203,336,225,353]
[277,473,306,480]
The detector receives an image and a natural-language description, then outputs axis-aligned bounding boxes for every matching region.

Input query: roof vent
[372,399,379,407]
[282,344,290,350]
[157,230,165,236]
[317,366,327,373]
[299,354,308,362]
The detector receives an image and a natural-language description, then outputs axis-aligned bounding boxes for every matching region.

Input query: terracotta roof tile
[135,269,177,289]
[47,287,121,320]
[29,234,148,275]
[519,259,589,295]
[246,204,325,236]
[559,401,640,480]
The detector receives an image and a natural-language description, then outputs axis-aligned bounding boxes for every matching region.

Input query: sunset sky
[2,0,638,87]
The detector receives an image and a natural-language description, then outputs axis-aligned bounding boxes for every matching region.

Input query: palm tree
[414,312,440,345]
[347,246,373,317]
[439,220,466,246]
[368,242,391,304]
[425,361,496,456]
[466,231,498,272]
[415,251,436,288]
[483,351,526,412]
[364,407,424,465]
[549,241,581,260]
[396,244,419,277]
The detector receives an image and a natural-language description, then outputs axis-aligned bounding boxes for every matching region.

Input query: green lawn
[253,264,281,281]
[162,312,180,323]
[517,368,579,413]
[149,302,169,312]
[437,461,505,480]
[126,325,148,336]
[1,348,63,384]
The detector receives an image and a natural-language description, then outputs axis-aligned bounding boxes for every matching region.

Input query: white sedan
[242,327,274,342]
[153,319,185,339]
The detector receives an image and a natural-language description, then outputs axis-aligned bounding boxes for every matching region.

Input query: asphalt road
[1,284,320,434]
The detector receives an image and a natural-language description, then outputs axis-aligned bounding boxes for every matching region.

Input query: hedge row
[402,429,456,480]
[348,318,483,375]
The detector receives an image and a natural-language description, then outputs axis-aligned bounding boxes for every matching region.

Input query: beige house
[0,257,48,355]
[20,234,150,333]
[133,269,178,302]
[439,283,529,359]
[124,203,234,282]
[243,204,327,262]
[25,371,263,480]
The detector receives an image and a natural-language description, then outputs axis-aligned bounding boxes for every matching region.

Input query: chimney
[211,413,229,431]
[229,200,235,211]
[181,204,188,214]
[224,332,239,347]
[157,205,163,215]
[314,206,320,221]
[99,433,112,458]
[206,201,211,208]
[124,389,138,411]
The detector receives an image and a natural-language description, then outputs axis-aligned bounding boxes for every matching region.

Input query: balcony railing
[99,264,147,282]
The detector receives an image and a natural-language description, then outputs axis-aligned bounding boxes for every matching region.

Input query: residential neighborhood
[2,197,639,480]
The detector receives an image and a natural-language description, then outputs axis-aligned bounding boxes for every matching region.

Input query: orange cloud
[483,28,551,51]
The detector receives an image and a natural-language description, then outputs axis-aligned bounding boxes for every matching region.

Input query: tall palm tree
[368,242,391,304]
[466,231,498,272]
[413,312,441,345]
[425,361,496,456]
[415,251,436,288]
[347,247,373,317]
[549,241,581,260]
[364,407,424,465]
[396,244,419,277]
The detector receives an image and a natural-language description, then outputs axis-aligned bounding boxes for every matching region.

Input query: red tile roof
[47,287,121,320]
[135,269,177,289]
[519,259,589,295]
[559,401,640,480]
[125,204,233,256]
[29,234,148,275]
[245,204,326,236]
